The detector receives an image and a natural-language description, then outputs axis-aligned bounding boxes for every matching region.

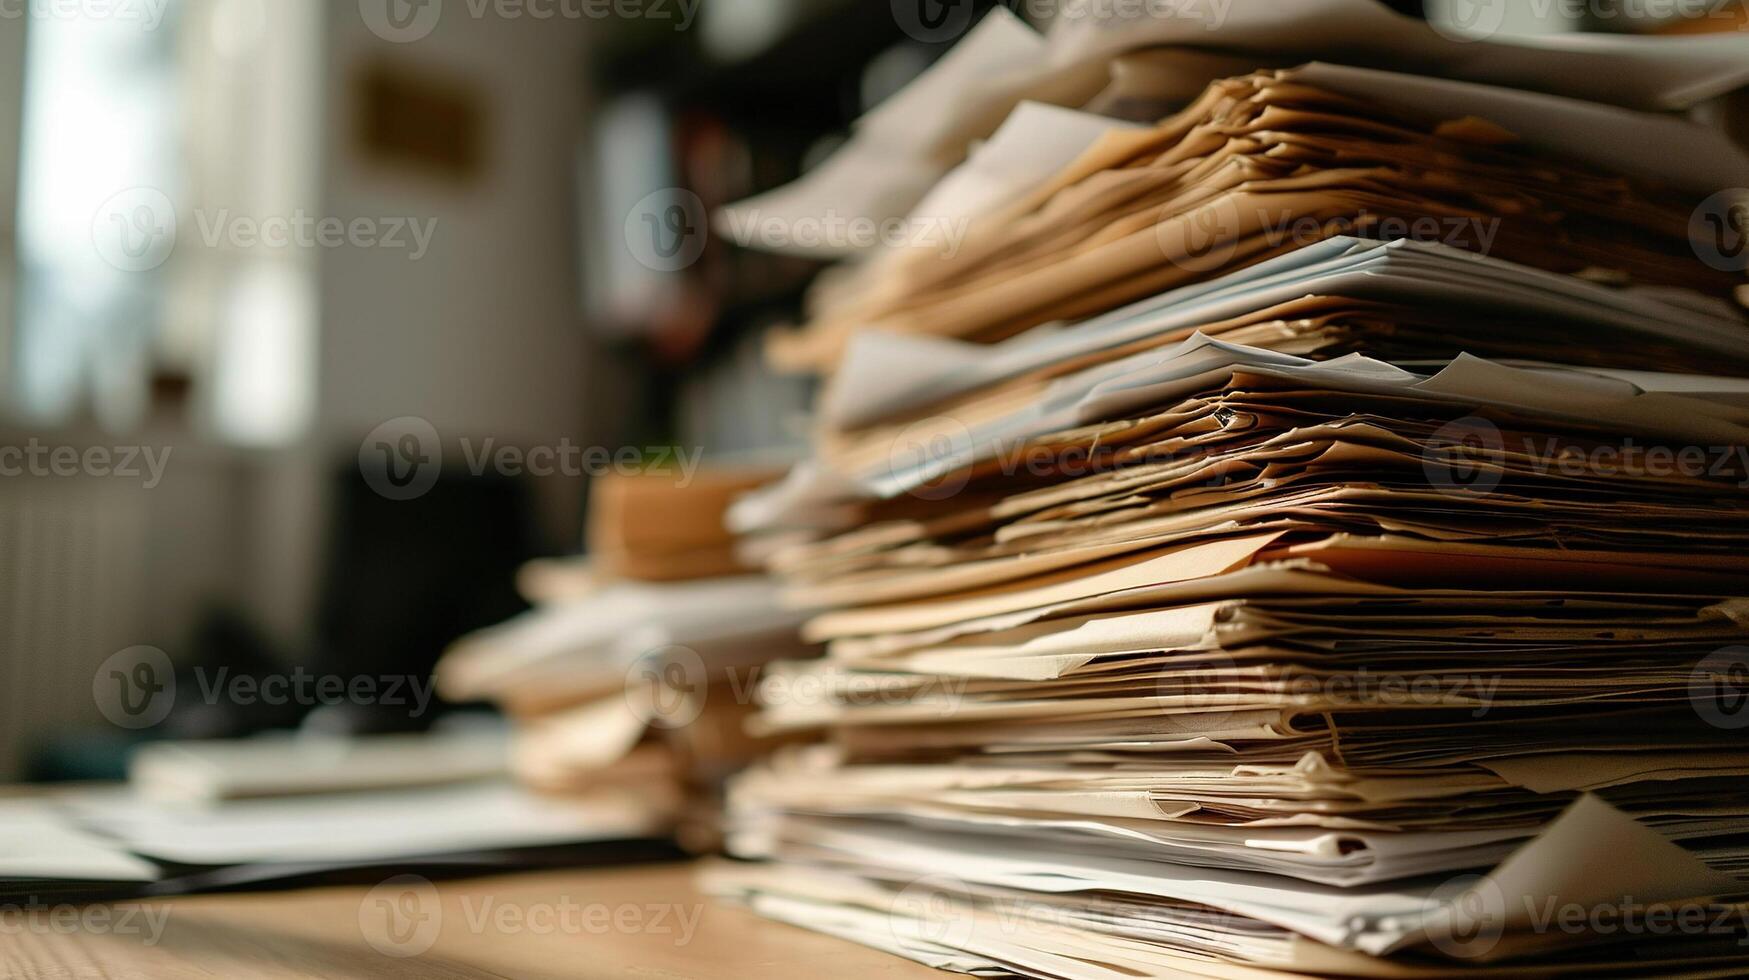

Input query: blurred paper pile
[7,729,677,902]
[438,467,814,849]
[704,4,1749,977]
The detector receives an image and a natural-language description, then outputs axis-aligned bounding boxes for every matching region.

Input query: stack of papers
[769,63,1745,372]
[818,237,1749,433]
[588,466,779,581]
[5,754,671,901]
[713,348,1749,973]
[704,22,1749,980]
[437,468,818,849]
[723,0,1749,258]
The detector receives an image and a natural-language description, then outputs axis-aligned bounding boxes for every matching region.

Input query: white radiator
[0,473,151,778]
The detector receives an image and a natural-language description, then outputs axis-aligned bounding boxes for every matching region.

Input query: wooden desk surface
[1,861,953,979]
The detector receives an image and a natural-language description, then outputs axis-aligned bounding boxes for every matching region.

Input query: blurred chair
[310,465,537,735]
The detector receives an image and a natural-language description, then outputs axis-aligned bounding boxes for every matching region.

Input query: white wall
[0,10,602,772]
[317,2,592,455]
[238,3,600,644]
[0,19,25,397]
[164,5,602,653]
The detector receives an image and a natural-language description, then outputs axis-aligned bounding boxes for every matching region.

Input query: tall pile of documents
[438,468,814,849]
[706,10,1749,977]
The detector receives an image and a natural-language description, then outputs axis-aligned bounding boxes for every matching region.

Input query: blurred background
[0,0,1741,782]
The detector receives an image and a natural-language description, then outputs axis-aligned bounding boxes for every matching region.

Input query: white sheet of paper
[66,780,665,866]
[0,801,157,882]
